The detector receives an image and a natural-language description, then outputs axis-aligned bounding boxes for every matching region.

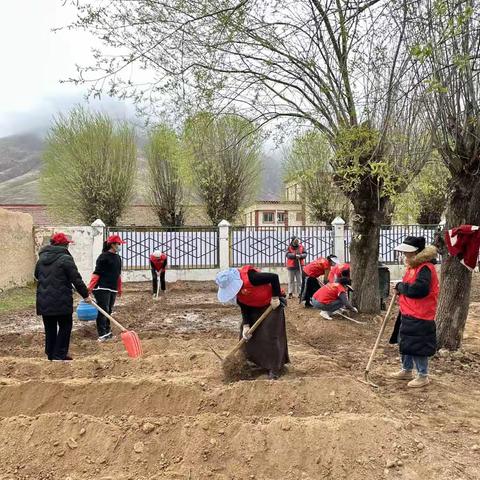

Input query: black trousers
[301,274,321,306]
[42,314,73,360]
[93,289,116,337]
[152,270,166,294]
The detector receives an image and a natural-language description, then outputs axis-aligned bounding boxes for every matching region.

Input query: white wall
[34,224,104,284]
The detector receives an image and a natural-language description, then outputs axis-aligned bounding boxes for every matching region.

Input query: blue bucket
[76,300,98,321]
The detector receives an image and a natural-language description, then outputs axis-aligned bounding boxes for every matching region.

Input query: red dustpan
[91,300,143,358]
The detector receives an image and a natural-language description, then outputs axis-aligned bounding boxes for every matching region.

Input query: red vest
[150,254,167,272]
[303,258,330,278]
[236,265,272,308]
[313,282,347,304]
[399,262,439,321]
[285,245,305,268]
[328,263,350,283]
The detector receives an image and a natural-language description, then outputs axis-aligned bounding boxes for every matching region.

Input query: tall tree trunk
[350,191,386,313]
[436,176,480,350]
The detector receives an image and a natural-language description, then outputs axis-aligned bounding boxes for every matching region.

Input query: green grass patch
[0,284,36,314]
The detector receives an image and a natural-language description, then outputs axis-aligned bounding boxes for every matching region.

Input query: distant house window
[296,212,304,222]
[277,212,286,223]
[263,212,274,223]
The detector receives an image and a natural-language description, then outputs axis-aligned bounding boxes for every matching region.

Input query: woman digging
[389,236,439,388]
[216,266,289,380]
[88,235,125,342]
[150,250,167,298]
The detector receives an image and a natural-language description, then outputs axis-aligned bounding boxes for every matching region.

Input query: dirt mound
[1,278,480,479]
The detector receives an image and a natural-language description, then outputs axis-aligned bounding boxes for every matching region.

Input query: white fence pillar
[91,219,106,271]
[331,216,346,263]
[218,220,231,270]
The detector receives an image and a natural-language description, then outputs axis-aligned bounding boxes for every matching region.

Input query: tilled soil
[1,278,480,480]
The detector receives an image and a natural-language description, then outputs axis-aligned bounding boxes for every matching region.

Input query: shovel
[91,300,143,359]
[361,293,398,388]
[155,275,161,300]
[212,306,274,364]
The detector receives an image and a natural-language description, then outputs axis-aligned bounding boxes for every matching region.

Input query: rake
[361,293,398,388]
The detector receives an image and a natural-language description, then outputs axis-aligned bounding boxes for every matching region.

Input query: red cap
[51,232,74,245]
[106,234,126,245]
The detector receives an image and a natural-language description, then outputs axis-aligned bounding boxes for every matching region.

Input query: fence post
[331,216,345,263]
[218,219,231,270]
[91,219,106,271]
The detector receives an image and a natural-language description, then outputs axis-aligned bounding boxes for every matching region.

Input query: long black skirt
[239,304,290,372]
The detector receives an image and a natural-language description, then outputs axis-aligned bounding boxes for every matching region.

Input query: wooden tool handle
[227,305,274,357]
[91,300,127,332]
[364,293,398,374]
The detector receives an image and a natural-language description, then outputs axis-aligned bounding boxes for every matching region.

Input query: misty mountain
[0,132,284,204]
[0,133,44,203]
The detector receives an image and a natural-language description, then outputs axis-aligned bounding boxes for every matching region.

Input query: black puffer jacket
[34,245,89,316]
[389,245,438,357]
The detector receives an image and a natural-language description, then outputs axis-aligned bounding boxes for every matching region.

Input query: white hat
[215,268,243,303]
[152,250,164,258]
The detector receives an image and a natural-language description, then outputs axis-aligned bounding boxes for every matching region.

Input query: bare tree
[284,130,351,224]
[41,107,137,225]
[408,0,480,349]
[183,113,261,225]
[146,124,185,226]
[66,0,429,311]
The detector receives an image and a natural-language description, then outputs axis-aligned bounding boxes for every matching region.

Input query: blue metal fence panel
[344,225,441,264]
[230,225,333,267]
[106,226,219,270]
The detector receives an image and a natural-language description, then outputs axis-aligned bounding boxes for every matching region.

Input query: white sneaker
[320,310,333,320]
[98,332,113,342]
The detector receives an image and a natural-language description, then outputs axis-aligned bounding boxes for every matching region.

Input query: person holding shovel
[34,232,91,361]
[88,234,125,342]
[216,266,289,380]
[388,236,439,388]
[300,254,338,308]
[311,277,358,320]
[285,236,307,299]
[150,250,167,298]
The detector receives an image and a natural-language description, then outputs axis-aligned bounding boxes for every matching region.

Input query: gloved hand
[242,324,252,341]
[351,307,358,314]
[270,297,281,309]
[395,282,405,294]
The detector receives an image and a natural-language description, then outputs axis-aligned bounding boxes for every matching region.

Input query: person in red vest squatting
[300,254,338,308]
[389,236,439,388]
[285,236,307,299]
[88,235,125,342]
[311,277,358,320]
[150,250,167,298]
[216,266,289,380]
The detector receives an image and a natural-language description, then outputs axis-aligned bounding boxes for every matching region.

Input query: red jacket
[236,265,272,308]
[445,224,480,271]
[399,262,439,321]
[328,263,350,283]
[313,282,347,304]
[285,244,305,269]
[150,253,167,272]
[303,258,330,278]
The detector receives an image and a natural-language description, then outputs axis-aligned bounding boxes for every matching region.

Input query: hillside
[0,133,284,204]
[0,133,44,203]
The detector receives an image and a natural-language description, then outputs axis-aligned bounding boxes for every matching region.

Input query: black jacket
[93,251,122,291]
[34,245,89,316]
